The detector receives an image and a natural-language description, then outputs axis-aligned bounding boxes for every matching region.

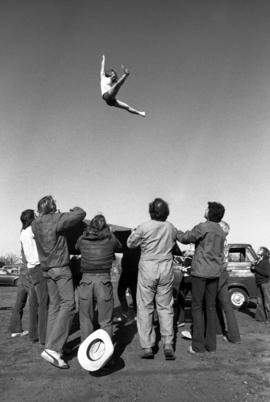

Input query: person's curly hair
[85,214,112,240]
[149,198,169,222]
[207,202,225,223]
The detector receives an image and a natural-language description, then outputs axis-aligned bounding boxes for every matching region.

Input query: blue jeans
[44,266,75,352]
[28,265,49,345]
[79,273,114,341]
[9,270,38,341]
[192,276,219,352]
[217,272,241,342]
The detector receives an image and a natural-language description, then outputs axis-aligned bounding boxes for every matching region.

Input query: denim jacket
[32,207,86,271]
[178,221,225,278]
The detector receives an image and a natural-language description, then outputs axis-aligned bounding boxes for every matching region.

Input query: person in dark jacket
[178,202,225,354]
[251,247,270,322]
[116,230,140,321]
[175,250,193,328]
[32,195,86,369]
[76,215,122,341]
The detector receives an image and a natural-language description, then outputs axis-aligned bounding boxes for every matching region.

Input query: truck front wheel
[229,288,248,309]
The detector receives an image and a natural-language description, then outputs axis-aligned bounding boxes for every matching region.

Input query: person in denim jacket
[32,195,86,369]
[178,202,225,354]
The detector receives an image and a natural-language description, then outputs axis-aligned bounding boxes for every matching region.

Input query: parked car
[0,265,20,286]
[173,243,258,309]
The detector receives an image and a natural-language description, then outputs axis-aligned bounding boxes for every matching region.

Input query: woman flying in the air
[100,55,146,117]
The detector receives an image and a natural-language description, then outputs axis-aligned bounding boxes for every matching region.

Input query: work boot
[141,347,154,359]
[164,344,176,360]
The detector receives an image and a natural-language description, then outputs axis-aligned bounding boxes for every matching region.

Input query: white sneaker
[181,330,192,340]
[41,349,69,369]
[11,330,29,338]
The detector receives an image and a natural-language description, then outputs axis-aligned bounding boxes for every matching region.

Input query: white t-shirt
[20,226,40,269]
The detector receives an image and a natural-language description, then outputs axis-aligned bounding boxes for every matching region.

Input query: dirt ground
[1,281,270,402]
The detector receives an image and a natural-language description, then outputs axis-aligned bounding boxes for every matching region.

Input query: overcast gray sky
[1,0,270,255]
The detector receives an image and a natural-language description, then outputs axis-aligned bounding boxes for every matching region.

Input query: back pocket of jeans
[79,279,93,300]
[100,280,113,302]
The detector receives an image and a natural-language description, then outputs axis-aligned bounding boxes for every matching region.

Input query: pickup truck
[173,243,258,309]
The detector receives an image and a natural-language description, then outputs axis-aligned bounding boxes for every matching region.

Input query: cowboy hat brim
[77,329,114,372]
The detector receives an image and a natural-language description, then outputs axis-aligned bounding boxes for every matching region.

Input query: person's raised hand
[121,64,130,75]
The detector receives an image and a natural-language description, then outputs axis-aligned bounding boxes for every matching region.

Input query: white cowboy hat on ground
[77,329,114,372]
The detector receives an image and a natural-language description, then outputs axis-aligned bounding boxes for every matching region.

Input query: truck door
[227,246,257,300]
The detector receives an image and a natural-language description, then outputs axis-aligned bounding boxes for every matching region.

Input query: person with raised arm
[127,198,180,361]
[178,202,226,355]
[32,195,86,369]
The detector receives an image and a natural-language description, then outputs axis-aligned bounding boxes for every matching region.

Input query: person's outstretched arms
[177,224,204,244]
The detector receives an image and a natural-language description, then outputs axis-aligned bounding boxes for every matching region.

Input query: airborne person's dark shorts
[102,92,117,106]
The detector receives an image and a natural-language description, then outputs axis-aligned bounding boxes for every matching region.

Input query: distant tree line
[0,253,20,267]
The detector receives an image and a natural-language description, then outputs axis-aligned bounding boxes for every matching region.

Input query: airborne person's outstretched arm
[100,54,106,77]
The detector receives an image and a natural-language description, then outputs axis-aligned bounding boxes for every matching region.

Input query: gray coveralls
[127,220,178,349]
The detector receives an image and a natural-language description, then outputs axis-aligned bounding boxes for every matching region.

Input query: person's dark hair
[20,209,35,230]
[149,198,169,222]
[259,247,270,258]
[207,202,225,223]
[86,214,112,240]
[105,68,118,83]
[37,195,57,216]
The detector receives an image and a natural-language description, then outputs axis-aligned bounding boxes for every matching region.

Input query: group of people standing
[9,196,87,369]
[129,198,240,358]
[9,195,130,369]
[9,195,249,369]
